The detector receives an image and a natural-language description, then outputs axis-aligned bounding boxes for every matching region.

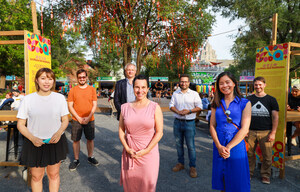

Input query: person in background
[202,93,210,110]
[287,84,300,146]
[68,69,98,171]
[17,68,69,192]
[11,89,24,111]
[119,74,163,192]
[114,63,137,120]
[210,71,251,192]
[154,79,164,102]
[247,77,279,184]
[169,74,202,178]
[0,92,14,110]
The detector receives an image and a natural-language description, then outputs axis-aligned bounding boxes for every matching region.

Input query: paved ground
[1,98,300,191]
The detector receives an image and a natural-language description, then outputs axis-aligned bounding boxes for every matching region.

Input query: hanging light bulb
[289,29,293,33]
[26,3,30,9]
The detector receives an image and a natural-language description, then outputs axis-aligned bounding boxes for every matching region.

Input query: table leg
[286,122,292,156]
[5,126,11,162]
[13,125,19,159]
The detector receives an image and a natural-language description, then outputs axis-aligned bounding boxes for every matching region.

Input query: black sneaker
[69,160,80,171]
[88,157,99,166]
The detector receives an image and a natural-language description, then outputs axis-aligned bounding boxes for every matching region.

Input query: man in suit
[114,63,137,120]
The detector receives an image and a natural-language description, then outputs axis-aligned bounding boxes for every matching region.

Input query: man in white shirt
[169,74,202,178]
[11,89,24,111]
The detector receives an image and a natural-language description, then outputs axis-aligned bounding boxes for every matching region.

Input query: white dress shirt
[169,89,202,120]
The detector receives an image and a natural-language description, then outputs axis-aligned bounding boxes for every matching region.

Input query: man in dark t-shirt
[246,76,279,185]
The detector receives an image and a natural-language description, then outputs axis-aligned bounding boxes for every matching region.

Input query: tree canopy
[212,0,300,73]
[55,0,214,74]
[0,0,33,87]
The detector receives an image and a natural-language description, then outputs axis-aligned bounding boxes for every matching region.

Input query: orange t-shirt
[68,85,97,121]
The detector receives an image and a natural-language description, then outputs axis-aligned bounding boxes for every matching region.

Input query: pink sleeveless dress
[120,101,160,192]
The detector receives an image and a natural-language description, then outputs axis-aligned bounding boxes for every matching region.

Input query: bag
[220,104,249,151]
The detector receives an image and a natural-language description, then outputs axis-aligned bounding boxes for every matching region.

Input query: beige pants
[246,130,274,178]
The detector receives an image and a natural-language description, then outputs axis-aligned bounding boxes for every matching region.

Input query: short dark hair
[35,68,56,92]
[253,76,265,84]
[180,74,190,81]
[76,69,88,77]
[133,74,149,88]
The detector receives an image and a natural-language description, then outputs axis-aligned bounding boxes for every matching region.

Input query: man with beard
[68,69,98,171]
[114,63,137,120]
[169,74,202,178]
[246,76,279,184]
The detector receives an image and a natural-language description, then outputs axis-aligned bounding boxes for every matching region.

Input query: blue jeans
[173,118,196,167]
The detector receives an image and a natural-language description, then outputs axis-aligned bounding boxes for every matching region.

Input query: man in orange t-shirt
[68,69,98,171]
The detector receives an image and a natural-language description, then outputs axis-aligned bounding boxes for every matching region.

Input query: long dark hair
[211,72,242,108]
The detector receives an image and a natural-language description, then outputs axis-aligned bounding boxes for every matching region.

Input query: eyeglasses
[225,110,232,123]
[180,81,189,84]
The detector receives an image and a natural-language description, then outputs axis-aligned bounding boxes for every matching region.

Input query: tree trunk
[136,42,145,75]
[0,75,6,89]
[123,43,132,70]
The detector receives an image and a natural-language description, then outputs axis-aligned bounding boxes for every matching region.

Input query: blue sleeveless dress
[212,96,250,192]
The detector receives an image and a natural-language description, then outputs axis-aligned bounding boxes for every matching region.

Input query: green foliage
[212,0,300,72]
[142,54,192,82]
[55,0,215,73]
[224,64,240,80]
[90,42,123,79]
[42,9,86,78]
[0,0,33,77]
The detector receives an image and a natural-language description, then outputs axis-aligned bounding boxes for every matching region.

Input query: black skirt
[20,134,68,167]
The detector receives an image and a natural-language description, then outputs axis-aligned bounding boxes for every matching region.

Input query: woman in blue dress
[210,72,251,192]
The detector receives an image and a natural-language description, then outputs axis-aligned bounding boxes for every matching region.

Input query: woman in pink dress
[119,74,164,192]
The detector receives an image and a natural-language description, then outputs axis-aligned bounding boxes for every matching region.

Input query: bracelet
[189,109,192,114]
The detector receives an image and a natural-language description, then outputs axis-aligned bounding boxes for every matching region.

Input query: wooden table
[285,111,300,161]
[0,110,21,166]
[0,111,18,121]
[286,111,300,121]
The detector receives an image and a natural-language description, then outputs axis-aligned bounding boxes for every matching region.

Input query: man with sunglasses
[68,69,99,171]
[169,74,202,178]
[246,76,279,184]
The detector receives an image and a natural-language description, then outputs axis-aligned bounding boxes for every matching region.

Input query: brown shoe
[190,167,197,178]
[172,163,184,172]
[261,177,270,184]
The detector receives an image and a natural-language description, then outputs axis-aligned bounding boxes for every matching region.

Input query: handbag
[220,103,249,151]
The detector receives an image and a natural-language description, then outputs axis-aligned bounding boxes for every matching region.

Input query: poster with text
[25,31,51,94]
[255,43,289,169]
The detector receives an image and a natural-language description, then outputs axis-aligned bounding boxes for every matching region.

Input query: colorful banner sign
[149,77,168,82]
[239,76,255,82]
[25,31,51,94]
[6,75,16,81]
[191,72,215,84]
[255,43,289,169]
[96,77,116,81]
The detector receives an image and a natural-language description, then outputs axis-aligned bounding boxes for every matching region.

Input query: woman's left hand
[134,149,149,159]
[50,131,62,144]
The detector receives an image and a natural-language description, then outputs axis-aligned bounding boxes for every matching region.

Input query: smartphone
[43,138,51,144]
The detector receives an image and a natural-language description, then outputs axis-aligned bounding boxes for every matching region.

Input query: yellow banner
[25,31,51,94]
[255,43,289,169]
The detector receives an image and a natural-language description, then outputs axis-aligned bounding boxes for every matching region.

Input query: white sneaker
[291,138,298,146]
